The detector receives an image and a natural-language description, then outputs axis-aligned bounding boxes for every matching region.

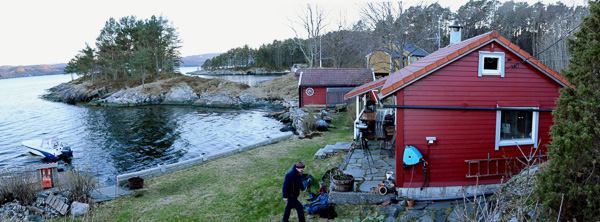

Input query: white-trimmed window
[478,51,505,77]
[495,107,539,150]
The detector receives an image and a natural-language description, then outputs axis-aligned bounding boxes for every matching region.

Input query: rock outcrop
[190,68,288,75]
[44,82,272,108]
[43,82,108,104]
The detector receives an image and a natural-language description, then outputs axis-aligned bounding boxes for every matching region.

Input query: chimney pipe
[449,20,463,46]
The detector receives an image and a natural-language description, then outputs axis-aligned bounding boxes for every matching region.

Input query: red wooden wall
[300,86,327,107]
[395,42,562,188]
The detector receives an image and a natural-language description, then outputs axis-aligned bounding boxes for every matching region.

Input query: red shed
[298,68,374,107]
[345,30,570,197]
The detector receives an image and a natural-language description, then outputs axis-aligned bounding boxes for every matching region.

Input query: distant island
[180,53,221,67]
[0,53,220,80]
[0,64,67,79]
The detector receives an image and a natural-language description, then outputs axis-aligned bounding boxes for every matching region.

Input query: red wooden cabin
[345,30,570,197]
[298,68,374,107]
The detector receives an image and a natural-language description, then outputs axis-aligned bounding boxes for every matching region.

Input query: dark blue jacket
[282,164,305,199]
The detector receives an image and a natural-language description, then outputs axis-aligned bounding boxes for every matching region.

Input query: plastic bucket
[128,177,144,189]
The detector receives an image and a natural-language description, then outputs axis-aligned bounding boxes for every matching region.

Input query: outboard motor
[402,145,429,190]
[59,145,73,163]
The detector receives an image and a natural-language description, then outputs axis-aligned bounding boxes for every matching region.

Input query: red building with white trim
[298,69,374,107]
[345,30,570,197]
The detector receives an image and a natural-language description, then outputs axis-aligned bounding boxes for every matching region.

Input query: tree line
[202,0,587,73]
[201,39,306,70]
[64,15,181,86]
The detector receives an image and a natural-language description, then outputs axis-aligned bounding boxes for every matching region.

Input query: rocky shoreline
[0,189,89,221]
[43,80,273,109]
[189,67,289,76]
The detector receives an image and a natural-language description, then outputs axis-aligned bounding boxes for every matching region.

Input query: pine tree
[537,1,600,220]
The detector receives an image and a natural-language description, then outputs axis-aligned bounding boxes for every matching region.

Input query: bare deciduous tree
[290,4,327,68]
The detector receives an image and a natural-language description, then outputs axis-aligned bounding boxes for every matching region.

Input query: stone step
[314,141,353,159]
[314,148,329,160]
[335,142,352,148]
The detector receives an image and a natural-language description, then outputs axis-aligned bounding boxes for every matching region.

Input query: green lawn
[64,111,386,221]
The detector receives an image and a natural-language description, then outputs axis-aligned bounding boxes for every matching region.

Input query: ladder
[465,158,507,178]
[465,155,547,178]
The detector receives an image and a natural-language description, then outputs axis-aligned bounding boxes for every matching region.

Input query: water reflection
[85,106,187,173]
[0,75,287,183]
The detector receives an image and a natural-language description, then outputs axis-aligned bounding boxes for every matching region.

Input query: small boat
[22,137,73,162]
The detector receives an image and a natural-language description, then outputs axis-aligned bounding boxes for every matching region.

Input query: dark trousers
[283,197,305,222]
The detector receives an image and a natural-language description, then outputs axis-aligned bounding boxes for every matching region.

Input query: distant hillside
[0,64,67,79]
[180,53,221,67]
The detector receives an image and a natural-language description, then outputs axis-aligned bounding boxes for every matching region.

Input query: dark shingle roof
[298,68,374,87]
[391,42,430,58]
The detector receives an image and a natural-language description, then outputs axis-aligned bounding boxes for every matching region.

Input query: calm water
[178,66,284,87]
[0,75,286,184]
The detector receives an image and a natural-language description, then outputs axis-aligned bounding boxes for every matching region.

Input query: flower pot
[331,174,355,192]
[128,177,144,189]
[386,171,394,180]
[407,198,415,207]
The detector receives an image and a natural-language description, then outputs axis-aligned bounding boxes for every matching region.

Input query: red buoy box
[34,163,58,189]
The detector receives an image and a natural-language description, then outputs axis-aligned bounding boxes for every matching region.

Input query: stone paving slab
[373,176,386,181]
[348,151,364,159]
[358,180,381,192]
[331,143,351,151]
[343,168,366,178]
[435,211,448,222]
[314,149,328,159]
[400,210,427,221]
[323,145,335,152]
[347,163,362,169]
[373,159,390,168]
[366,170,385,178]
[328,191,395,204]
[335,142,352,147]
[92,185,132,202]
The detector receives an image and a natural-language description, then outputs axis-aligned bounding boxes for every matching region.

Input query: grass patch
[62,111,387,221]
[248,73,298,100]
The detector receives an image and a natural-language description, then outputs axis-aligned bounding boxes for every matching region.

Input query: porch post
[354,95,360,139]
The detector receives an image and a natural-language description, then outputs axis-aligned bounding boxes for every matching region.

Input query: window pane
[500,110,533,140]
[484,57,499,70]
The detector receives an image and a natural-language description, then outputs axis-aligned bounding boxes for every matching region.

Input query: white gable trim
[493,41,569,88]
[381,39,494,99]
[381,39,567,99]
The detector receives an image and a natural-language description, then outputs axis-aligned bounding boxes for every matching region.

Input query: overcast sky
[0,0,584,66]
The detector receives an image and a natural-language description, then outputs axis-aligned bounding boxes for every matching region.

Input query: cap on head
[296,162,305,169]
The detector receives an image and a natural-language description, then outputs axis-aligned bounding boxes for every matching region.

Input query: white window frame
[495,106,539,150]
[478,51,505,77]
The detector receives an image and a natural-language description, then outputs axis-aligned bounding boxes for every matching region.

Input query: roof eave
[381,39,495,99]
[380,38,570,99]
[492,40,569,88]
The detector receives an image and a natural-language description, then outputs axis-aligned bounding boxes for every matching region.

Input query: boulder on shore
[69,202,89,217]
